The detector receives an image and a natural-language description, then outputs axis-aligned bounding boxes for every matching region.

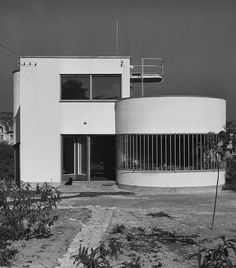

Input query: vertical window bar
[123,135,125,169]
[155,135,159,169]
[179,134,181,170]
[203,135,205,170]
[169,135,172,170]
[188,134,190,170]
[206,134,209,170]
[213,135,215,170]
[143,135,146,170]
[183,134,185,170]
[192,134,194,170]
[122,135,124,169]
[120,135,122,169]
[124,135,127,169]
[139,135,141,170]
[127,135,129,169]
[160,135,163,170]
[136,134,138,169]
[207,134,209,169]
[132,135,135,169]
[210,135,212,170]
[214,134,217,169]
[174,134,177,170]
[196,135,198,170]
[126,134,129,170]
[214,134,217,170]
[165,135,167,170]
[129,135,132,169]
[147,135,150,170]
[200,134,202,170]
[152,135,154,170]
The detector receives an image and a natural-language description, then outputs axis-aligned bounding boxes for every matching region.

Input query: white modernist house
[13,56,226,189]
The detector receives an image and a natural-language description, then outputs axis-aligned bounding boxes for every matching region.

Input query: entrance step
[58,180,118,193]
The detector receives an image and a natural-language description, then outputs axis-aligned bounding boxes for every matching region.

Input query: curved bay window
[117,134,221,171]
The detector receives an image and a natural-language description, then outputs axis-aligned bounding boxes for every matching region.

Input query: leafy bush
[189,236,236,267]
[0,182,61,265]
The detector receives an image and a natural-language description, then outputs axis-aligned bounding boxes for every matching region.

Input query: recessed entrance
[62,135,116,181]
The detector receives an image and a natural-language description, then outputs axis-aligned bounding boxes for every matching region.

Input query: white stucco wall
[116,96,226,188]
[19,57,130,182]
[116,97,226,134]
[117,170,225,188]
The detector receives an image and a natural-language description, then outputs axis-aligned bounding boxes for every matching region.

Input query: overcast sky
[1,0,236,120]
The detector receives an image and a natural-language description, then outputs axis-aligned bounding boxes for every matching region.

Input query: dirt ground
[4,189,236,268]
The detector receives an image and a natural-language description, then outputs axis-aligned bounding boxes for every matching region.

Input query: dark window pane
[61,75,90,100]
[93,75,121,99]
[63,136,74,174]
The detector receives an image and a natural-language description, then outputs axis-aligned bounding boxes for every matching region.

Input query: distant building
[13,56,226,189]
[0,120,13,145]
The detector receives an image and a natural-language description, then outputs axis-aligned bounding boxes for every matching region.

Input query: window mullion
[90,75,92,100]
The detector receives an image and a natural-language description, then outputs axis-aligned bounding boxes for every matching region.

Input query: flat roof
[19,56,131,59]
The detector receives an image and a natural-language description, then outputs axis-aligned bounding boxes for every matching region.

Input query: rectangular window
[93,75,121,99]
[61,75,90,100]
[61,74,121,100]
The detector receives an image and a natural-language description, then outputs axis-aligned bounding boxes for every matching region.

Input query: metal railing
[130,58,164,96]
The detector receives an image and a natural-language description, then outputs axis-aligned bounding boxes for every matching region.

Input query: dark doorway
[62,135,116,181]
[90,135,116,181]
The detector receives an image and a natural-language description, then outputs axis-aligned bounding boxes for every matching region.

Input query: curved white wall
[117,170,225,188]
[116,97,226,134]
[116,96,226,188]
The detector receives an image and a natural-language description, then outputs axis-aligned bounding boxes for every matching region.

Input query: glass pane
[90,135,116,180]
[93,75,121,99]
[63,136,74,174]
[61,75,90,100]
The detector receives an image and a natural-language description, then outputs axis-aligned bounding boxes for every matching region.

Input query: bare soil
[7,208,91,268]
[3,189,236,267]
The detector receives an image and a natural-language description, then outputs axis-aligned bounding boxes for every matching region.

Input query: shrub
[0,182,61,265]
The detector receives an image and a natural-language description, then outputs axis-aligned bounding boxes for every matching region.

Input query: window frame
[60,74,122,102]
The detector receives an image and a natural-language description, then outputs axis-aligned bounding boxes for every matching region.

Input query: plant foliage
[205,122,236,229]
[189,236,236,268]
[72,244,111,268]
[0,182,61,266]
